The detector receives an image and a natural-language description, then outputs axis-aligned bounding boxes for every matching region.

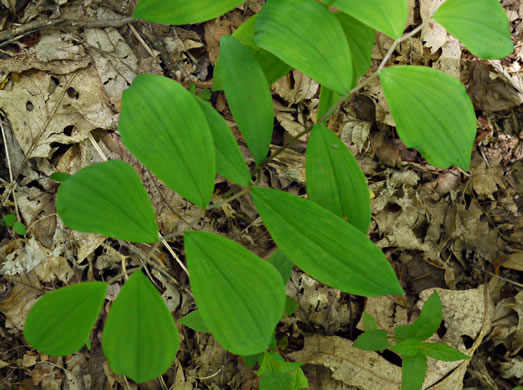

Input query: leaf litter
[0,0,522,389]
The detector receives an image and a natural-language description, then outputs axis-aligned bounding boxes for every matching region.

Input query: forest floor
[0,0,522,389]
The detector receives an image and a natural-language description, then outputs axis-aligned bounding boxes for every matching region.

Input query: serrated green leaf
[195,98,251,187]
[268,249,293,285]
[13,222,26,236]
[335,12,376,81]
[420,343,470,362]
[132,0,246,25]
[184,231,286,355]
[24,282,107,356]
[380,66,476,170]
[251,187,404,296]
[254,0,353,95]
[56,160,158,243]
[213,14,291,91]
[362,312,378,332]
[391,338,421,357]
[306,124,371,234]
[102,272,179,384]
[219,35,274,165]
[408,291,442,341]
[2,214,15,226]
[119,74,215,208]
[329,0,408,39]
[179,310,209,333]
[354,330,391,351]
[433,0,513,59]
[402,352,427,390]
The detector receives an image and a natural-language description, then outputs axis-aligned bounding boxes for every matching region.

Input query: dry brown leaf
[0,272,41,330]
[501,251,523,271]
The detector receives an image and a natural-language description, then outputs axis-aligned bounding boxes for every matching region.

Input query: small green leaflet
[119,74,216,208]
[184,231,286,355]
[362,312,378,332]
[268,249,293,285]
[213,14,291,91]
[194,98,251,187]
[306,124,371,234]
[327,0,408,39]
[251,187,404,296]
[433,0,513,59]
[56,160,158,243]
[407,291,442,341]
[132,0,246,25]
[353,330,390,351]
[24,282,107,356]
[402,352,427,390]
[254,0,353,95]
[102,272,179,384]
[419,343,470,362]
[179,310,209,333]
[379,66,476,170]
[219,35,274,165]
[256,352,308,390]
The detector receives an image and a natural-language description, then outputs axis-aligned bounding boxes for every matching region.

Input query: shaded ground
[0,0,522,389]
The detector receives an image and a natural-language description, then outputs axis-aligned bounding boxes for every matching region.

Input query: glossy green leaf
[102,271,179,384]
[362,312,378,332]
[56,160,158,243]
[184,231,286,355]
[50,172,71,182]
[213,14,292,91]
[132,0,245,25]
[306,124,371,234]
[268,249,293,285]
[380,66,476,170]
[195,98,251,187]
[420,343,470,362]
[257,352,308,390]
[251,187,404,296]
[354,330,391,351]
[179,310,209,333]
[328,0,408,39]
[219,35,274,165]
[408,292,442,341]
[119,74,215,208]
[402,352,427,390]
[433,0,513,59]
[391,338,421,357]
[254,0,353,95]
[335,12,376,81]
[24,282,107,356]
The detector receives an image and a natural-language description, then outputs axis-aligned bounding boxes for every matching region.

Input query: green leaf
[56,160,158,243]
[50,172,71,182]
[195,98,251,187]
[335,12,376,81]
[13,222,26,236]
[391,338,421,357]
[2,214,15,227]
[354,330,391,351]
[306,124,371,234]
[362,312,378,332]
[268,249,293,285]
[254,0,353,95]
[179,310,209,333]
[251,187,404,296]
[184,231,286,355]
[213,14,291,91]
[379,66,476,170]
[395,324,412,340]
[433,0,513,59]
[257,352,307,390]
[402,352,427,390]
[24,282,107,356]
[328,0,408,39]
[102,271,179,384]
[420,343,470,362]
[408,291,442,341]
[198,89,212,101]
[284,296,299,316]
[242,353,264,369]
[119,74,215,208]
[219,35,274,165]
[132,0,245,25]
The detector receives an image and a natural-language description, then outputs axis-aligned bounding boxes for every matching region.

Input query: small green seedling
[22,0,512,386]
[1,213,26,236]
[354,292,471,390]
